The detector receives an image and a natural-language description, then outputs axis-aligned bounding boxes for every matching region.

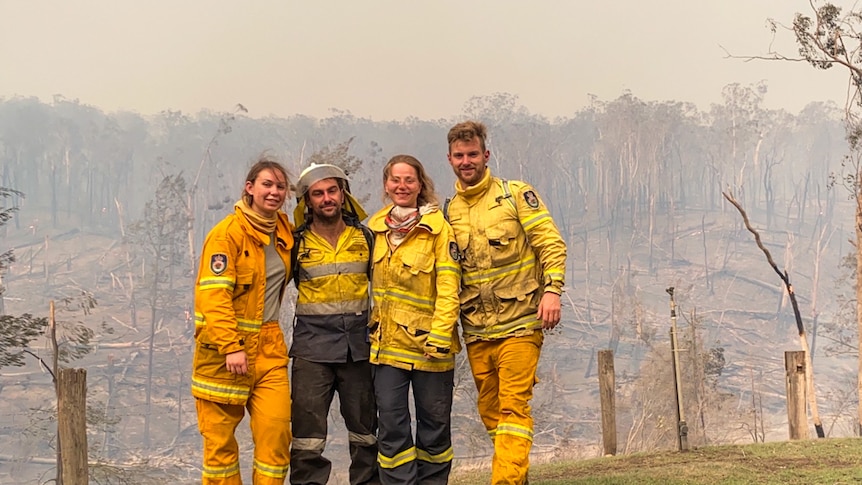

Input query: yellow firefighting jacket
[446,169,566,343]
[291,224,371,363]
[191,207,294,405]
[367,206,461,372]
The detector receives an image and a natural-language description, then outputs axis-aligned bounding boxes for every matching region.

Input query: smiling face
[245,168,287,217]
[307,177,344,223]
[385,162,421,208]
[448,137,489,187]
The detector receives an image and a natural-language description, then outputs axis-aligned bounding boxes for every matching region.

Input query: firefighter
[368,154,461,485]
[444,121,567,485]
[192,155,294,484]
[289,163,379,485]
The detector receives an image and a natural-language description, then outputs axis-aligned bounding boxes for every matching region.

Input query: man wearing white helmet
[289,163,379,485]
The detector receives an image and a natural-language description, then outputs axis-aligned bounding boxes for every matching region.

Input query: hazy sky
[0,1,855,121]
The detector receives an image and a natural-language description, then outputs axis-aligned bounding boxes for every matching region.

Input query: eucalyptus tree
[0,187,48,363]
[762,0,862,435]
[127,173,192,447]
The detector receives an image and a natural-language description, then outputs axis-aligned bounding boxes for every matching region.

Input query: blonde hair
[382,154,439,206]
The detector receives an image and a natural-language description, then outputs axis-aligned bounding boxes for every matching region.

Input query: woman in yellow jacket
[368,154,461,485]
[192,155,294,484]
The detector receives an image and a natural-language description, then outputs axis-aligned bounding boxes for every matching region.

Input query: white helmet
[293,163,367,225]
[295,163,349,198]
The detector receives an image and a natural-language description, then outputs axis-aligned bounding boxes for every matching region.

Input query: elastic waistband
[262,321,280,328]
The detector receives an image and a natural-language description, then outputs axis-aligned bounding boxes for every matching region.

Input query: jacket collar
[369,204,445,235]
[235,208,293,247]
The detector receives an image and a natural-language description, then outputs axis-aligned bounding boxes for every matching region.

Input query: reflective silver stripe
[348,431,377,446]
[302,261,368,279]
[295,298,368,316]
[292,437,326,452]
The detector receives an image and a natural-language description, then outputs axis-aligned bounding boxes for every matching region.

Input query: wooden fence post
[58,368,88,485]
[598,349,617,456]
[785,351,809,440]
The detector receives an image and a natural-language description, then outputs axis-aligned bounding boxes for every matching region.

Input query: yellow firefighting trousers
[466,332,543,485]
[196,322,292,484]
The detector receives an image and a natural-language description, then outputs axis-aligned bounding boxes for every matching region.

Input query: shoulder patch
[523,190,539,209]
[449,241,460,261]
[210,253,228,275]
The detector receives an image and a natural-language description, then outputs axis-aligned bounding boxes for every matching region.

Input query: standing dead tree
[722,190,825,438]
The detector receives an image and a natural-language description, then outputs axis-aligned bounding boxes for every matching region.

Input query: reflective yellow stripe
[520,210,551,231]
[198,276,235,291]
[436,262,460,274]
[497,422,533,442]
[462,255,537,286]
[236,317,263,332]
[202,461,240,478]
[372,288,434,311]
[426,329,451,344]
[462,314,542,339]
[191,377,250,401]
[295,298,368,316]
[194,313,262,332]
[378,446,417,469]
[254,459,289,478]
[417,446,454,463]
[545,269,565,281]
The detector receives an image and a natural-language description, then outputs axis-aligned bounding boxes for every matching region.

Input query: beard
[312,205,342,225]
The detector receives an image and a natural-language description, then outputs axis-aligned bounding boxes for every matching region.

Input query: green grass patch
[451,438,862,484]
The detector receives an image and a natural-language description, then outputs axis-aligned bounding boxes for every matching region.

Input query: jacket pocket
[493,277,541,311]
[233,268,255,316]
[391,307,432,351]
[394,307,432,334]
[368,305,381,343]
[193,339,253,388]
[296,248,325,282]
[403,252,433,276]
[485,220,523,266]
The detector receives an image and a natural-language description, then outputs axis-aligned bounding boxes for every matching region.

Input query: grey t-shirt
[262,234,286,323]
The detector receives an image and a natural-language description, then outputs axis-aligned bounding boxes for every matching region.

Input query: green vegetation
[451,438,862,484]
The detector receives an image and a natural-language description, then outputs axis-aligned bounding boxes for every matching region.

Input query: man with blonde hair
[444,121,567,484]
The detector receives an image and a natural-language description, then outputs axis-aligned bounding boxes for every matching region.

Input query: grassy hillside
[450,438,862,484]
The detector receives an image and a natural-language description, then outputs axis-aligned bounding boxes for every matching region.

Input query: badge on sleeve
[524,190,539,209]
[449,242,460,261]
[210,253,228,275]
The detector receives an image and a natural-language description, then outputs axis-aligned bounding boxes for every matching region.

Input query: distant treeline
[0,86,848,243]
